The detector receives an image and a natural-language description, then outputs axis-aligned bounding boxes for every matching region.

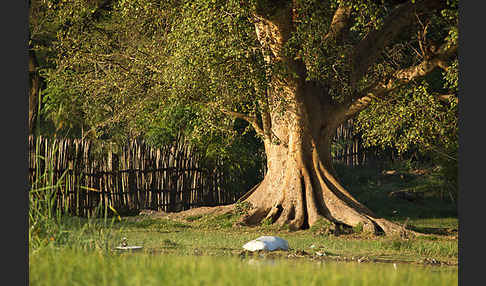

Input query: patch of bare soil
[139,204,235,221]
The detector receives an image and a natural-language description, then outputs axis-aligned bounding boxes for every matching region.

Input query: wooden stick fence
[29,120,386,217]
[28,135,242,217]
[332,119,365,167]
[331,118,390,167]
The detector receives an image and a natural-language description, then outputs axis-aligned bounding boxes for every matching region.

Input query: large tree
[223,0,457,235]
[44,0,458,235]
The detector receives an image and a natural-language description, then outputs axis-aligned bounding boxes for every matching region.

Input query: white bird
[242,236,289,252]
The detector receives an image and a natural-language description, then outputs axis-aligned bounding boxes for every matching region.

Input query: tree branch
[345,42,457,118]
[343,96,373,120]
[91,0,115,21]
[437,94,458,104]
[322,3,352,44]
[350,0,445,86]
[220,109,264,136]
[375,43,456,97]
[257,99,272,141]
[59,0,115,32]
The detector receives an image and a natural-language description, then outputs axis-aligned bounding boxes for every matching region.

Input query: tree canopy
[34,0,457,154]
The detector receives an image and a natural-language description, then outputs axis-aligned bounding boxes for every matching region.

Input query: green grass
[30,248,457,286]
[37,214,456,265]
[29,213,458,285]
[334,162,458,222]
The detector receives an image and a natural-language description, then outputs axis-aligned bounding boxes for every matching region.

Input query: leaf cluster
[355,73,458,160]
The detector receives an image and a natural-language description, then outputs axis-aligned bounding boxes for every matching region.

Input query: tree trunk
[240,80,406,235]
[29,49,40,134]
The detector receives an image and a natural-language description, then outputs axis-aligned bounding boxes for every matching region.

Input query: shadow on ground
[334,163,458,236]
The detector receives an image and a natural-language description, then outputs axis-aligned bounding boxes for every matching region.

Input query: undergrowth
[333,161,457,221]
[29,138,122,253]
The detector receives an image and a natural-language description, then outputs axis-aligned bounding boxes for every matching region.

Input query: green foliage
[185,215,204,222]
[165,0,265,105]
[35,0,266,194]
[41,69,86,136]
[140,103,202,147]
[352,222,364,234]
[334,161,458,220]
[309,218,334,236]
[260,217,273,226]
[121,218,190,231]
[287,0,354,101]
[42,1,261,137]
[352,0,458,160]
[38,0,458,140]
[33,0,458,201]
[354,29,458,193]
[427,145,458,202]
[190,212,240,229]
[355,80,457,155]
[234,201,253,216]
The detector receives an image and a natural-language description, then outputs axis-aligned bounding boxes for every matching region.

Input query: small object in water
[115,237,143,251]
[315,251,326,257]
[115,245,143,251]
[242,236,289,252]
[423,258,440,265]
[357,256,369,263]
[393,263,397,270]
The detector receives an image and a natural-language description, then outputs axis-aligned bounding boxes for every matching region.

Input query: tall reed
[29,136,67,248]
[29,136,120,252]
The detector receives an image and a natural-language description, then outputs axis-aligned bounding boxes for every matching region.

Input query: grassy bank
[29,213,458,285]
[118,215,458,263]
[30,213,458,266]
